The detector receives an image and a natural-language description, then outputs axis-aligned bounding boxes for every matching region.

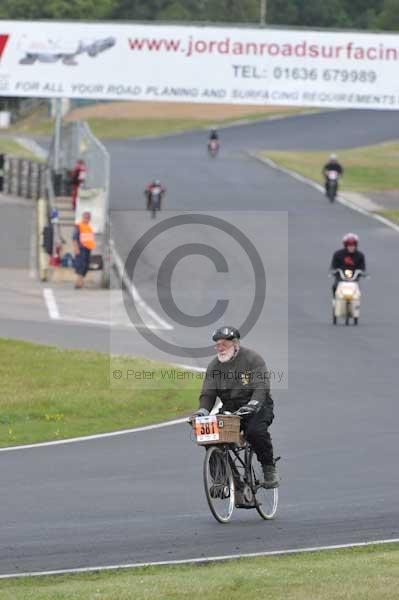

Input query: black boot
[262,464,279,488]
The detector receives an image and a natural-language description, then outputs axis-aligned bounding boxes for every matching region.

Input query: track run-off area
[1,109,398,576]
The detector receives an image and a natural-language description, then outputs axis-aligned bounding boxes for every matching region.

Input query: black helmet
[212,326,240,342]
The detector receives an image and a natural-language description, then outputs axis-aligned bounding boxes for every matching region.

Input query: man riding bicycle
[191,326,279,488]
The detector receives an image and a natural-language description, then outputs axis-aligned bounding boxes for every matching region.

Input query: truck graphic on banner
[18,36,115,66]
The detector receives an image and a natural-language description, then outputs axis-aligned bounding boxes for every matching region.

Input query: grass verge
[0,338,200,447]
[0,544,398,599]
[83,108,305,139]
[376,210,399,224]
[7,106,306,139]
[262,141,399,193]
[7,107,54,137]
[0,137,39,160]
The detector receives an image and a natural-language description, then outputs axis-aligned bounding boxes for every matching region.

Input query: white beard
[217,346,236,363]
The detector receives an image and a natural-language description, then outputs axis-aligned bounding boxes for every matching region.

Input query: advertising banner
[1,20,399,108]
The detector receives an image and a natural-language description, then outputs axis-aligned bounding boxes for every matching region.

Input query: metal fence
[47,120,111,287]
[48,120,110,195]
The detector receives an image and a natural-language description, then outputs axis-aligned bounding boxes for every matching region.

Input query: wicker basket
[195,414,241,446]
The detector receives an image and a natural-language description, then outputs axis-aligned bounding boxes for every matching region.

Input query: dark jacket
[331,248,366,273]
[199,346,274,424]
[323,161,343,176]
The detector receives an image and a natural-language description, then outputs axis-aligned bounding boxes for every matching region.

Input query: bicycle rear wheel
[249,449,278,520]
[203,446,235,523]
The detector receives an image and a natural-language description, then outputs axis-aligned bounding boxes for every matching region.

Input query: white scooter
[208,139,219,157]
[146,186,163,218]
[331,268,366,326]
[326,170,339,202]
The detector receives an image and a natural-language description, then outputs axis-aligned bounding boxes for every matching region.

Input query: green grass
[86,117,213,138]
[78,108,308,139]
[0,338,200,447]
[377,210,399,224]
[0,544,398,599]
[6,106,306,140]
[0,137,38,160]
[8,107,54,137]
[262,141,399,193]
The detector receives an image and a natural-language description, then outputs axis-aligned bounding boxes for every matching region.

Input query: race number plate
[195,415,220,442]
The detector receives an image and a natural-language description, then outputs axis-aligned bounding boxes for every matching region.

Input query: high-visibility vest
[78,222,96,250]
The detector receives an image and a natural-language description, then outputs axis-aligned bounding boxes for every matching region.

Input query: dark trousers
[74,247,91,277]
[244,406,274,466]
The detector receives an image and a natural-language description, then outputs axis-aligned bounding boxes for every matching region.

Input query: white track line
[0,363,205,452]
[0,417,188,453]
[250,152,399,234]
[1,538,398,580]
[110,239,173,331]
[14,136,48,161]
[42,288,60,320]
[60,316,112,327]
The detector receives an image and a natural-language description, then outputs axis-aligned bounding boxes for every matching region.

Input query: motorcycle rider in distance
[330,233,366,295]
[190,326,279,489]
[209,128,219,142]
[323,154,343,197]
[208,128,220,156]
[145,179,166,211]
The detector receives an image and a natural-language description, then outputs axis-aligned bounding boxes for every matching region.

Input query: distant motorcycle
[146,185,163,218]
[331,268,366,325]
[208,139,219,157]
[326,170,339,202]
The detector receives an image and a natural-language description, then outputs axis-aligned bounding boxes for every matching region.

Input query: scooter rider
[323,154,343,195]
[191,326,279,488]
[145,179,165,210]
[330,233,366,295]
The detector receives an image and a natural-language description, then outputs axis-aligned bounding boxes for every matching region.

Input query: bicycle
[191,414,279,524]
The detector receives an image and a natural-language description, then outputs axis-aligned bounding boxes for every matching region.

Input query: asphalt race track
[1,109,398,574]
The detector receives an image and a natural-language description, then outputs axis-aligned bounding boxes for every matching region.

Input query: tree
[158,1,191,21]
[0,0,398,31]
[111,0,166,20]
[340,0,383,29]
[375,0,399,29]
[294,0,350,27]
[268,0,298,25]
[0,0,113,19]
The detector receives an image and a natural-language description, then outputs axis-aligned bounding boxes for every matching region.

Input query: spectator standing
[71,159,87,210]
[72,211,96,289]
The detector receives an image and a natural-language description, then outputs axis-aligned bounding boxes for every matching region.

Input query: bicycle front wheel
[203,446,235,523]
[250,449,278,520]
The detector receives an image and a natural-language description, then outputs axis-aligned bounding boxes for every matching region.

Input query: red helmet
[342,233,359,248]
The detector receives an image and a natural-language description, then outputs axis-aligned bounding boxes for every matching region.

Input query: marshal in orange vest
[78,222,96,250]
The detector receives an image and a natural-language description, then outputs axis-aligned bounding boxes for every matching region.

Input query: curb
[37,197,48,281]
[249,152,399,235]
